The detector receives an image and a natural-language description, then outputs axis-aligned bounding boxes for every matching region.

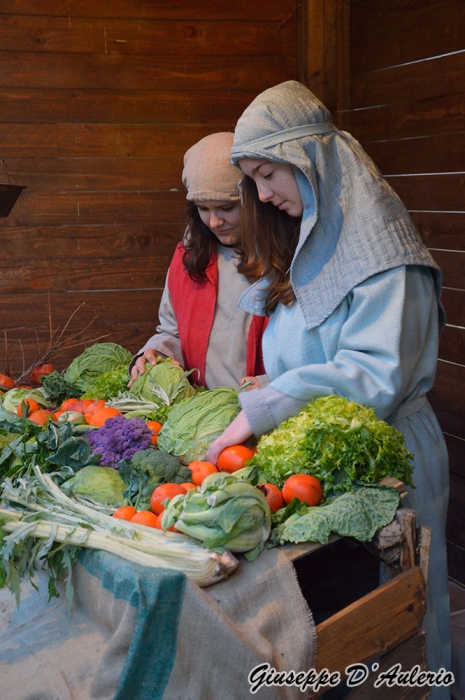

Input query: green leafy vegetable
[106,395,171,424]
[157,387,241,464]
[161,470,271,559]
[273,486,400,546]
[119,448,192,510]
[128,359,196,405]
[64,342,132,390]
[40,370,83,404]
[80,365,130,401]
[249,395,414,497]
[61,465,127,507]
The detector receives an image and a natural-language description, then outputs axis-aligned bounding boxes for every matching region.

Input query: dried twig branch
[2,330,10,377]
[11,300,109,386]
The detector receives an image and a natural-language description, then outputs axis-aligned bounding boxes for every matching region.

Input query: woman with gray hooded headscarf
[205,81,450,693]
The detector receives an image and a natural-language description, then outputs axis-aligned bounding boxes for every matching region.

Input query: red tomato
[282,474,323,507]
[0,373,15,390]
[112,505,137,521]
[258,483,285,512]
[150,483,187,515]
[29,363,54,383]
[217,445,255,473]
[187,461,218,486]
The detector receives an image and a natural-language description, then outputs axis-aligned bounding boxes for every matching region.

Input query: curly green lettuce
[249,395,414,497]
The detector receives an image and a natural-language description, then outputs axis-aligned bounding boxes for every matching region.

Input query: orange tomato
[112,505,138,521]
[80,399,97,411]
[27,409,55,425]
[217,445,255,474]
[17,398,41,418]
[29,363,54,384]
[61,398,84,412]
[146,420,163,446]
[282,474,323,507]
[131,510,159,528]
[258,483,285,512]
[83,400,106,421]
[150,483,187,515]
[180,482,196,492]
[0,373,15,390]
[89,407,122,427]
[188,461,219,486]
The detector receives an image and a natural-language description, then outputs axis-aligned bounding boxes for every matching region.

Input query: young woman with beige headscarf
[129,132,268,390]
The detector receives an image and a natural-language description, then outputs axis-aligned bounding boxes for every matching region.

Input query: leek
[0,464,238,604]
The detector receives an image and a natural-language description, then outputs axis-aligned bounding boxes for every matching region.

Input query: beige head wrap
[182,132,240,202]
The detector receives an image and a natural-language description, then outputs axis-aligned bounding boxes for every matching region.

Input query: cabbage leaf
[274,486,400,545]
[64,342,132,390]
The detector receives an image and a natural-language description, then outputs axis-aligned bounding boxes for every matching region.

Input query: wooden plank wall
[0,0,297,376]
[348,0,465,584]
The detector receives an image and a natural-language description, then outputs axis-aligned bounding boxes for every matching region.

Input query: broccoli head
[119,448,192,510]
[131,449,192,484]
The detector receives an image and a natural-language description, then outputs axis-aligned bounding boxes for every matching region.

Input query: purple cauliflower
[85,414,153,468]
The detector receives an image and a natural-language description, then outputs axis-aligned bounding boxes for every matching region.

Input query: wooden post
[297,0,351,129]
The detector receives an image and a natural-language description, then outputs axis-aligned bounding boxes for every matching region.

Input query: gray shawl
[231,80,443,330]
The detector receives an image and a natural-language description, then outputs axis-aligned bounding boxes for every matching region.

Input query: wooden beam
[297,0,351,128]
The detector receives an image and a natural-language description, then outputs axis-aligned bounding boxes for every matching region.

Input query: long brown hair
[237,175,301,313]
[181,202,223,282]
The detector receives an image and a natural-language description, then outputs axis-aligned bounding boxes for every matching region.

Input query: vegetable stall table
[0,483,429,700]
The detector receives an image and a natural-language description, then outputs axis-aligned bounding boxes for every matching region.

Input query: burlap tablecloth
[0,543,318,699]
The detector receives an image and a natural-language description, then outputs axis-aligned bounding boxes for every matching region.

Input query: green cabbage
[128,359,196,405]
[64,342,132,390]
[157,387,241,464]
[249,395,414,497]
[61,465,126,507]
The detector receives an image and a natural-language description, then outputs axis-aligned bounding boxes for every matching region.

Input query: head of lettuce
[157,387,241,464]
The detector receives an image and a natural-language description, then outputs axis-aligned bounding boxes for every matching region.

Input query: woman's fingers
[127,349,159,387]
[240,376,261,390]
[205,411,253,464]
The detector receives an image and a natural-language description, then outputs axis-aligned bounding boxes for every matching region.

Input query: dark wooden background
[0,1,463,583]
[0,0,297,374]
[345,0,465,584]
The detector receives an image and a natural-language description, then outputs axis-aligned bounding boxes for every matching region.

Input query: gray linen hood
[231,81,443,330]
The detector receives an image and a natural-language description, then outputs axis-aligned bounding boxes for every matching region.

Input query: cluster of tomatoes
[112,443,323,531]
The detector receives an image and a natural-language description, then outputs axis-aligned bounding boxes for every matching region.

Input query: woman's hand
[205,411,254,465]
[240,376,261,391]
[127,349,180,387]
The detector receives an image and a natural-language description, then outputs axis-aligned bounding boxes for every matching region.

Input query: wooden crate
[292,484,430,699]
